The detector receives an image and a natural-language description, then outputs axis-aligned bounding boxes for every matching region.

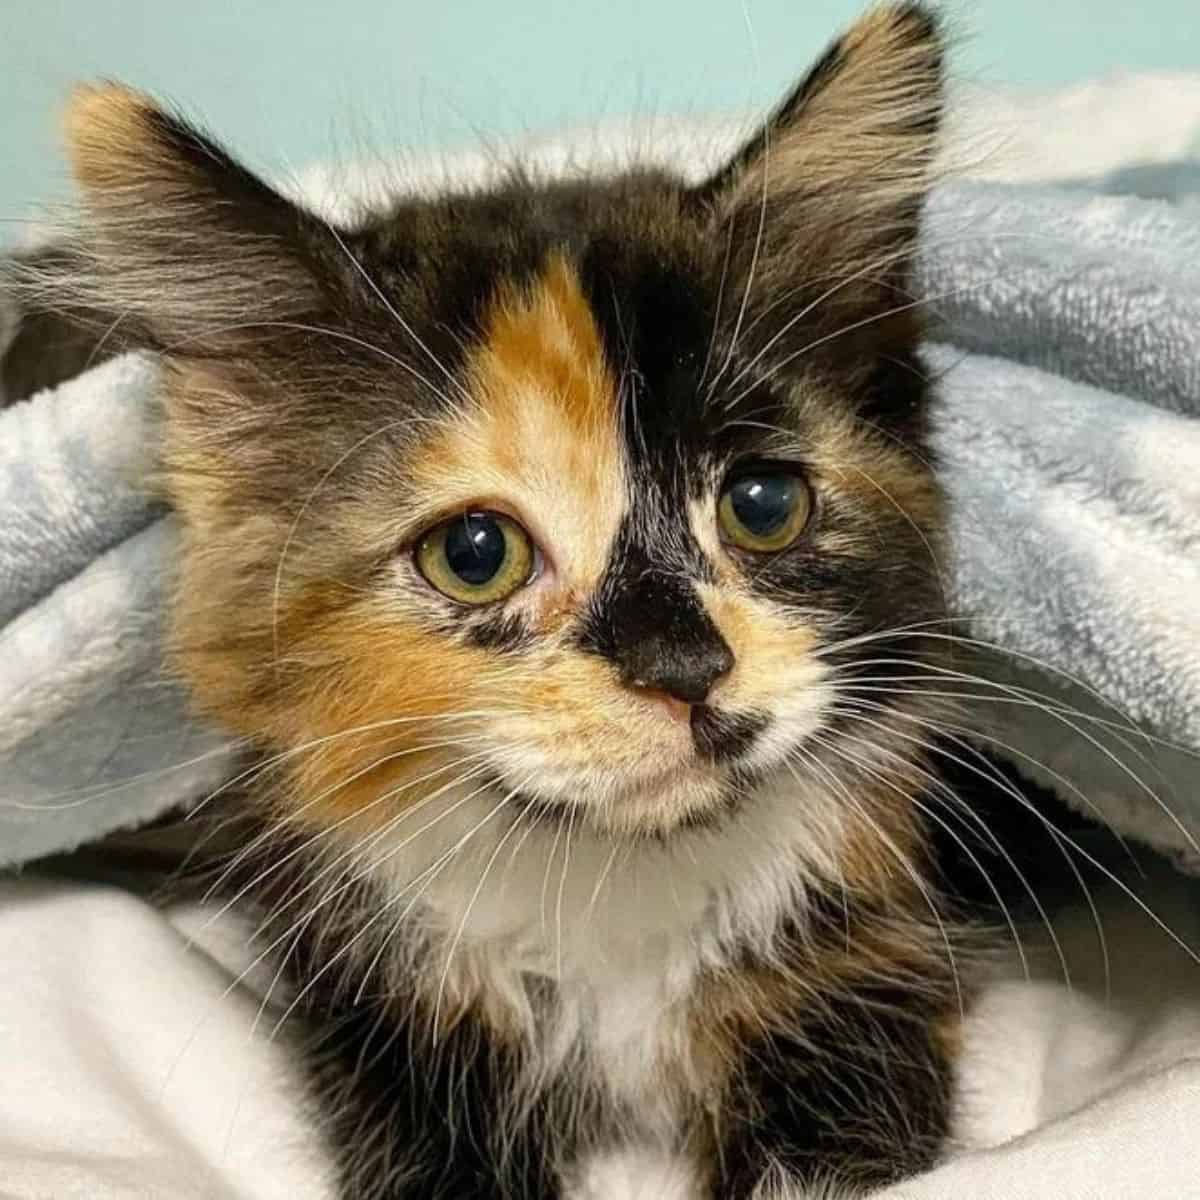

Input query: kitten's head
[61,4,946,843]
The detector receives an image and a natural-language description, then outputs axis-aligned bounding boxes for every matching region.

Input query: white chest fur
[352,768,851,1115]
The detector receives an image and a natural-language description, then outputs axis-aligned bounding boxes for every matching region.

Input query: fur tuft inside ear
[699,4,943,211]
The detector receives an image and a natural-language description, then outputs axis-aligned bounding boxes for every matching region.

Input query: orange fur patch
[476,252,614,440]
[266,594,505,825]
[64,83,163,198]
[165,255,640,832]
[406,253,626,598]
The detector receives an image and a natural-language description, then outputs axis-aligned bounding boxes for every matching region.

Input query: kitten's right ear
[688,4,944,333]
[53,83,333,352]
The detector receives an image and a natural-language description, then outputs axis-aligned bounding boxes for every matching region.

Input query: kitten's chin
[504,762,747,838]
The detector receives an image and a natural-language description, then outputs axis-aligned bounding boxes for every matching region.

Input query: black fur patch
[467,610,534,651]
[717,976,954,1197]
[690,706,767,763]
[298,974,562,1200]
[579,519,733,703]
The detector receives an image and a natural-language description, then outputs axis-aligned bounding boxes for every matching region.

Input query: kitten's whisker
[706,67,773,397]
[831,663,1192,857]
[584,837,624,924]
[784,746,966,1019]
[697,199,737,392]
[819,641,1187,798]
[249,759,498,936]
[814,722,1037,983]
[718,241,921,401]
[843,675,1171,786]
[722,272,1016,412]
[554,804,578,984]
[854,628,1200,762]
[837,460,946,601]
[832,677,1138,848]
[539,812,566,945]
[270,786,518,1046]
[184,706,516,823]
[829,700,1125,993]
[271,418,412,670]
[355,786,531,1006]
[1,736,249,812]
[871,696,1142,874]
[926,727,1115,1000]
[159,762,500,1100]
[198,747,492,930]
[825,705,1085,987]
[721,225,1063,398]
[811,614,972,659]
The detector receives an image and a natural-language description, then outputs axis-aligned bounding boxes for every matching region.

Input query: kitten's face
[61,5,945,841]
[266,221,939,836]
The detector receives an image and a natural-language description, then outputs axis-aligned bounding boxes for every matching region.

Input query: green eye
[415,511,535,604]
[718,468,812,553]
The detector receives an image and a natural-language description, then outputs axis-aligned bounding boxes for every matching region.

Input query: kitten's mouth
[494,706,772,834]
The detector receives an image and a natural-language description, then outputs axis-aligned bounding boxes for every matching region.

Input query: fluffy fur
[5,5,1039,1198]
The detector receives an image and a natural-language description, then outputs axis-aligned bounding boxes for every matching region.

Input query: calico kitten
[9,5,1040,1197]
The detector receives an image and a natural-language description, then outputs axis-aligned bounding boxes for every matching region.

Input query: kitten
[8,4,1057,1197]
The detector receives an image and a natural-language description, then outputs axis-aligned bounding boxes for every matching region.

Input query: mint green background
[2,1,1197,234]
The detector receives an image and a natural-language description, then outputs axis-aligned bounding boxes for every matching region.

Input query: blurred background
[2,0,1198,232]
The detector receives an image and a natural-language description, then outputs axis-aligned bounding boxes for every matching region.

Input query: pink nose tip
[634,686,693,725]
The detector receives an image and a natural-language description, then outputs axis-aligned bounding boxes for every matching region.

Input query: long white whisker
[814,724,1035,983]
[270,785,517,1044]
[785,744,965,1017]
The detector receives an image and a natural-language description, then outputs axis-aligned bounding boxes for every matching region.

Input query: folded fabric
[0,356,234,866]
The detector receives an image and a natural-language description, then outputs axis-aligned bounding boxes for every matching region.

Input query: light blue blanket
[2,172,1198,868]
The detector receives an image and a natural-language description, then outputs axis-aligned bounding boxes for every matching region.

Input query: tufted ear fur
[40,83,339,357]
[13,84,416,521]
[3,87,345,406]
[693,3,945,375]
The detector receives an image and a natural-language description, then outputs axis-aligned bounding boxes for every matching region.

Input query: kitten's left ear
[692,3,944,335]
[58,83,336,353]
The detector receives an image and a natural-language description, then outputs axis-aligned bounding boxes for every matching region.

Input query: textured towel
[917,181,1200,855]
[0,356,234,866]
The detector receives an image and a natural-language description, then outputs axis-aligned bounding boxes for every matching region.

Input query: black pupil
[444,513,507,586]
[730,474,795,536]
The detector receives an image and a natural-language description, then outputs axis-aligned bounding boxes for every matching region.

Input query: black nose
[616,627,734,705]
[578,551,736,706]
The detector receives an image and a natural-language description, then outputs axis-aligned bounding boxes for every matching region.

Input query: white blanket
[2,869,1198,1200]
